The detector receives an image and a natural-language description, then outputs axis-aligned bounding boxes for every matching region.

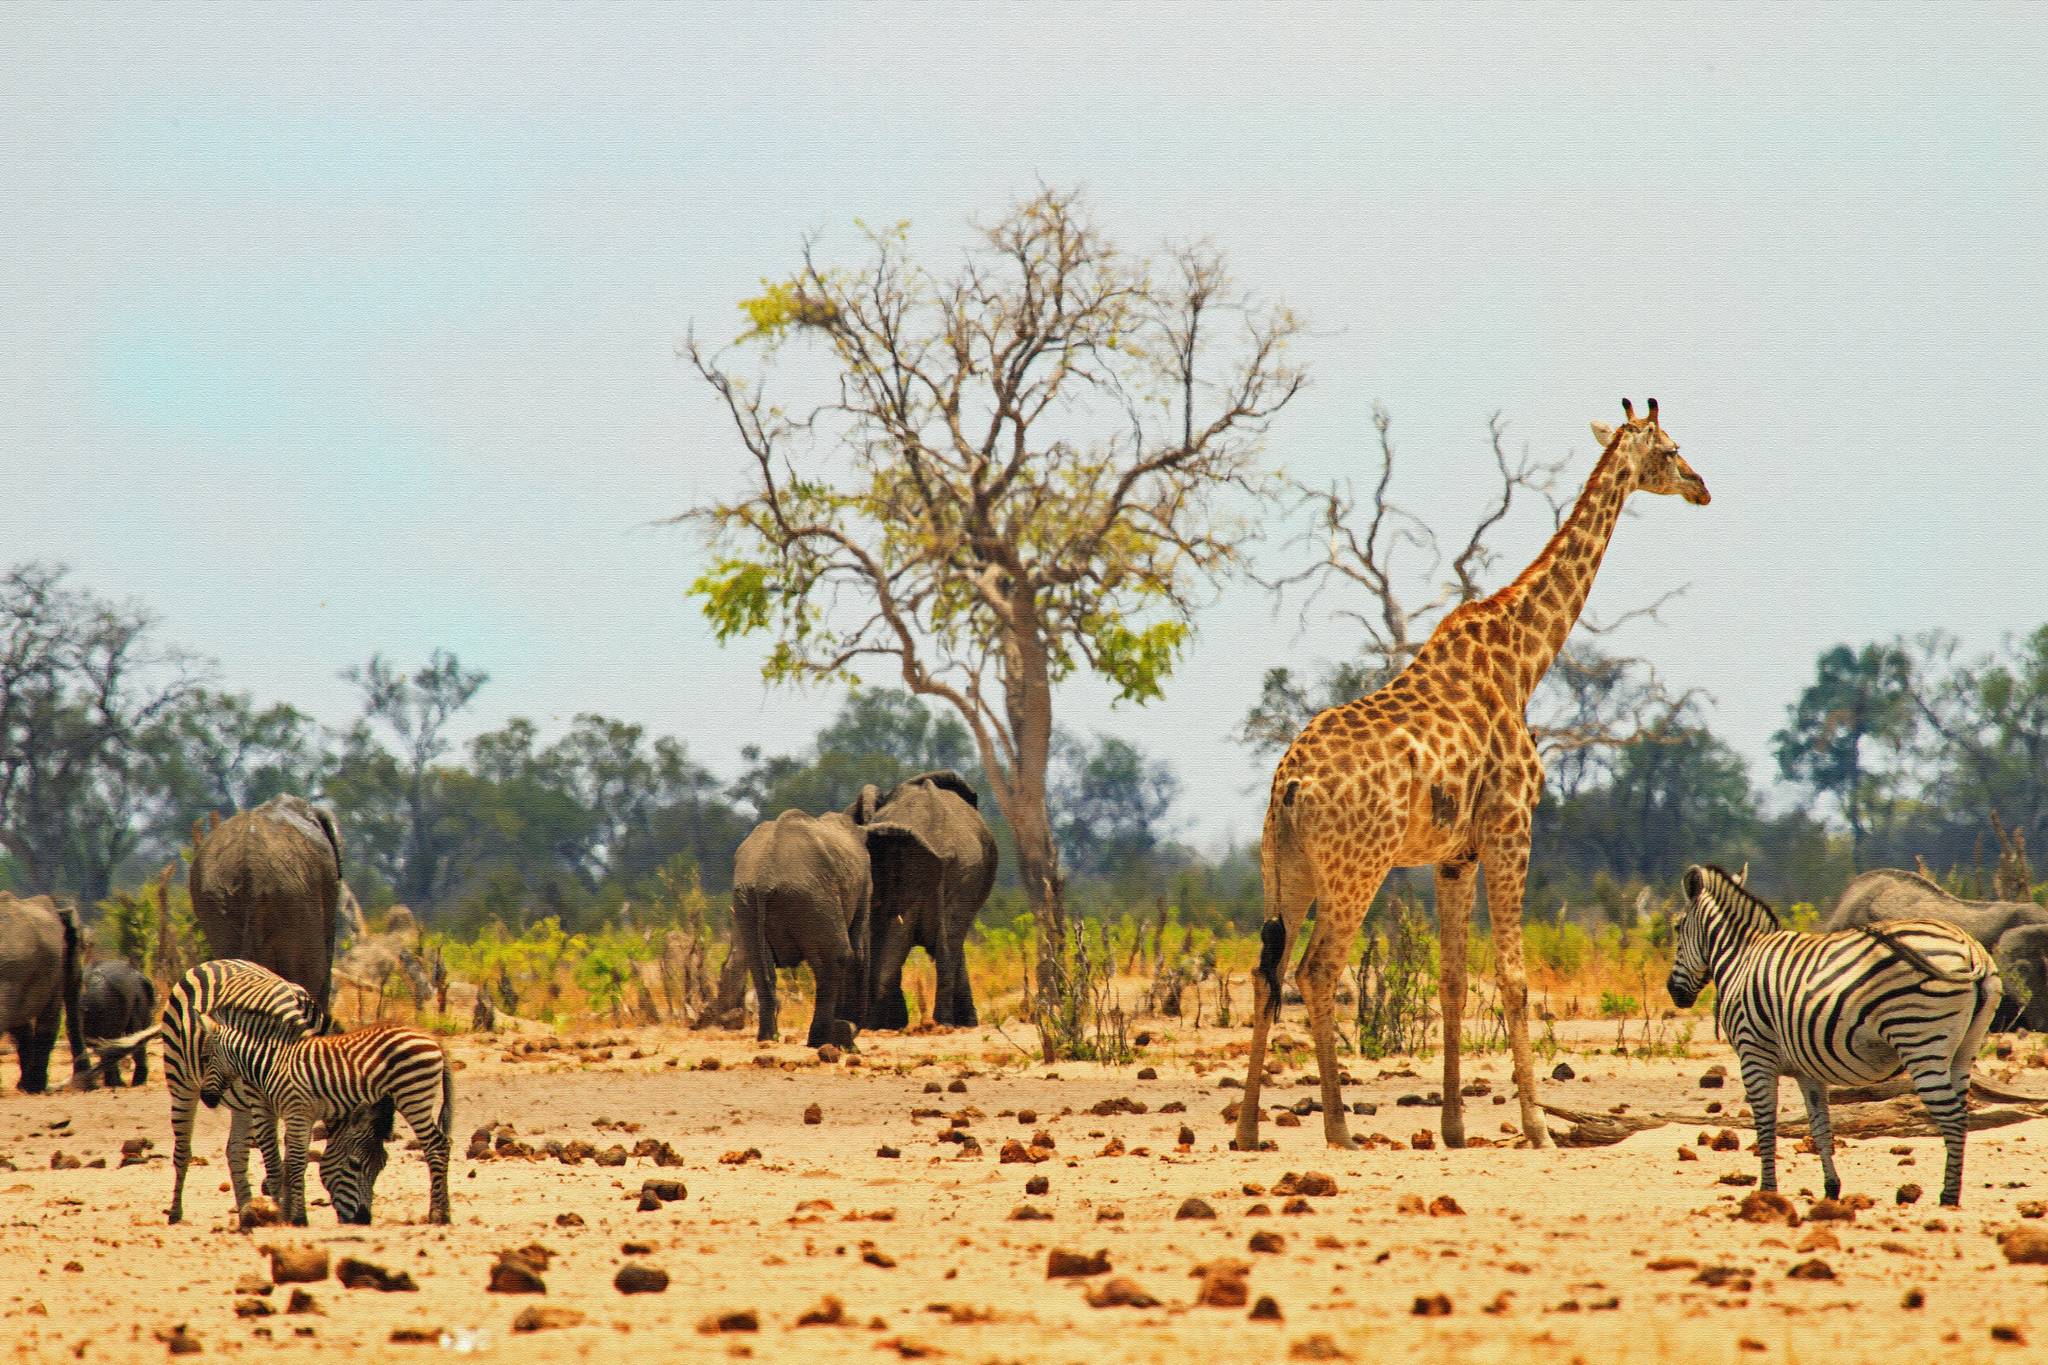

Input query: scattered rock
[1249,1231,1285,1254]
[265,1245,330,1285]
[1009,1204,1052,1221]
[641,1178,686,1204]
[1992,1324,2026,1345]
[1250,1295,1283,1321]
[877,1145,901,1159]
[1193,1259,1250,1308]
[153,1325,202,1355]
[486,1254,546,1295]
[1902,1288,1926,1310]
[796,1295,846,1326]
[1709,1129,1741,1152]
[387,1326,437,1343]
[336,1257,418,1292]
[1998,1225,2048,1265]
[1176,1197,1217,1220]
[1786,1258,1835,1280]
[233,1298,273,1319]
[512,1306,587,1332]
[1550,1062,1575,1081]
[817,1044,843,1064]
[1699,1067,1726,1089]
[1085,1277,1160,1309]
[1411,1292,1452,1317]
[1807,1198,1856,1222]
[1395,1194,1425,1215]
[803,1104,823,1125]
[1289,1334,1348,1360]
[554,1212,584,1228]
[285,1290,318,1315]
[1025,1174,1050,1196]
[236,1196,284,1230]
[1047,1248,1111,1278]
[1428,1195,1464,1217]
[697,1309,760,1334]
[1409,1130,1435,1151]
[860,1241,896,1268]
[614,1264,669,1294]
[1645,1256,1697,1272]
[1272,1171,1338,1197]
[1733,1191,1800,1226]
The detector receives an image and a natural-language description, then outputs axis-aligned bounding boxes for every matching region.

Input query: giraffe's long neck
[1495,436,1634,700]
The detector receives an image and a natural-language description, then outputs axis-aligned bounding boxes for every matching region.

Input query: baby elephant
[81,960,156,1088]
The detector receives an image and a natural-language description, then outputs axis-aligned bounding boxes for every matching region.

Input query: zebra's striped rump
[1673,864,2001,1206]
[160,961,387,1226]
[198,1016,452,1226]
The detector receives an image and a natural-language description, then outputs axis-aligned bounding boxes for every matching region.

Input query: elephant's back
[734,812,863,895]
[0,894,65,1018]
[190,810,330,906]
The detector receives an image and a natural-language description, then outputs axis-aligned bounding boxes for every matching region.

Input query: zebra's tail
[1859,924,1977,984]
[437,1045,455,1142]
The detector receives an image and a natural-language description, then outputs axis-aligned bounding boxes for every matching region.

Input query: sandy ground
[5,1017,2048,1365]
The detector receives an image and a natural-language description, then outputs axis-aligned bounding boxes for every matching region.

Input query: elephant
[80,958,156,1088]
[189,794,345,1022]
[854,770,998,1030]
[0,892,88,1092]
[730,808,882,1048]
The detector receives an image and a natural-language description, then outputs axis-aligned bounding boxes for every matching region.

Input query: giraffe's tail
[1257,919,1288,1020]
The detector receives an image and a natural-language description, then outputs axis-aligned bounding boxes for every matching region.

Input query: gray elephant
[855,770,997,1030]
[0,892,87,1092]
[189,795,344,1022]
[81,958,156,1088]
[731,809,877,1047]
[1823,868,2048,1030]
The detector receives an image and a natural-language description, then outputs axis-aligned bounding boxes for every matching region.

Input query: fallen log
[1543,1094,2048,1146]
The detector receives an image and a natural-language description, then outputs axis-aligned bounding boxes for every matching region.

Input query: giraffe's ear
[1590,421,1617,448]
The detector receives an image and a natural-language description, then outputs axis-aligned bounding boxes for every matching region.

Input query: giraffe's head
[1590,398,1710,506]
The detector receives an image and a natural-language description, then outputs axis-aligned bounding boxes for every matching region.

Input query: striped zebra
[1668,864,2001,1207]
[195,1013,453,1225]
[160,960,386,1224]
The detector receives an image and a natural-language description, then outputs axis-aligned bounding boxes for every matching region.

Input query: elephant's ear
[862,819,943,861]
[313,806,344,880]
[848,783,882,826]
[898,769,980,808]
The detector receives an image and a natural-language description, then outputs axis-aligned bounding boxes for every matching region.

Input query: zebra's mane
[1696,864,1781,928]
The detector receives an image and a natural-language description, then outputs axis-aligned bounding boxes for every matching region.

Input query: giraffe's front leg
[1434,863,1477,1149]
[1480,812,1550,1148]
[1295,919,1353,1149]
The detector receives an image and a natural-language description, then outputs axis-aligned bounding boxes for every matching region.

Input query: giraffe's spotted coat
[1235,402,1710,1153]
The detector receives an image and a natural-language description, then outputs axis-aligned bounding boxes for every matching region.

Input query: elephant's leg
[867,916,916,1031]
[808,949,849,1049]
[750,953,780,1043]
[15,1015,56,1094]
[933,934,975,1027]
[130,1042,150,1088]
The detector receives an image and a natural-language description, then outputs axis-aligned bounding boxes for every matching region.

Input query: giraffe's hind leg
[1434,861,1477,1148]
[1296,858,1391,1150]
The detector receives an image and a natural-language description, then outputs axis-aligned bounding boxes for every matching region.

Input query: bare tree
[1241,407,1695,776]
[680,187,1304,1020]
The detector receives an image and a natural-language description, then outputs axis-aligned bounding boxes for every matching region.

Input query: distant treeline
[5,563,2045,933]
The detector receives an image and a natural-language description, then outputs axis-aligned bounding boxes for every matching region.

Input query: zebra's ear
[1683,866,1705,901]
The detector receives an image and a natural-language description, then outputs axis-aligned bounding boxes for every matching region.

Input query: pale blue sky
[5,5,2045,848]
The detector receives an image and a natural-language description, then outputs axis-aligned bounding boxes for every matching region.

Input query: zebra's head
[193,1015,230,1109]
[1669,863,1778,1008]
[318,1099,394,1226]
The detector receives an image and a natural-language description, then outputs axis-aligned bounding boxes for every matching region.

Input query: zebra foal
[1668,864,2001,1207]
[160,960,385,1225]
[196,1013,453,1225]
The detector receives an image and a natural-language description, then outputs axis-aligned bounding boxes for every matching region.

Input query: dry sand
[4,1019,2047,1364]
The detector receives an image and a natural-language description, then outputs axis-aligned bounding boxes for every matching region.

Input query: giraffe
[1234,399,1710,1152]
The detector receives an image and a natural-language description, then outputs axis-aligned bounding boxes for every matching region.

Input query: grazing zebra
[196,1013,453,1225]
[160,960,385,1224]
[1668,864,2001,1207]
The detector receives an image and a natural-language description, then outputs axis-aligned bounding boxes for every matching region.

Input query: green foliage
[1597,991,1638,1020]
